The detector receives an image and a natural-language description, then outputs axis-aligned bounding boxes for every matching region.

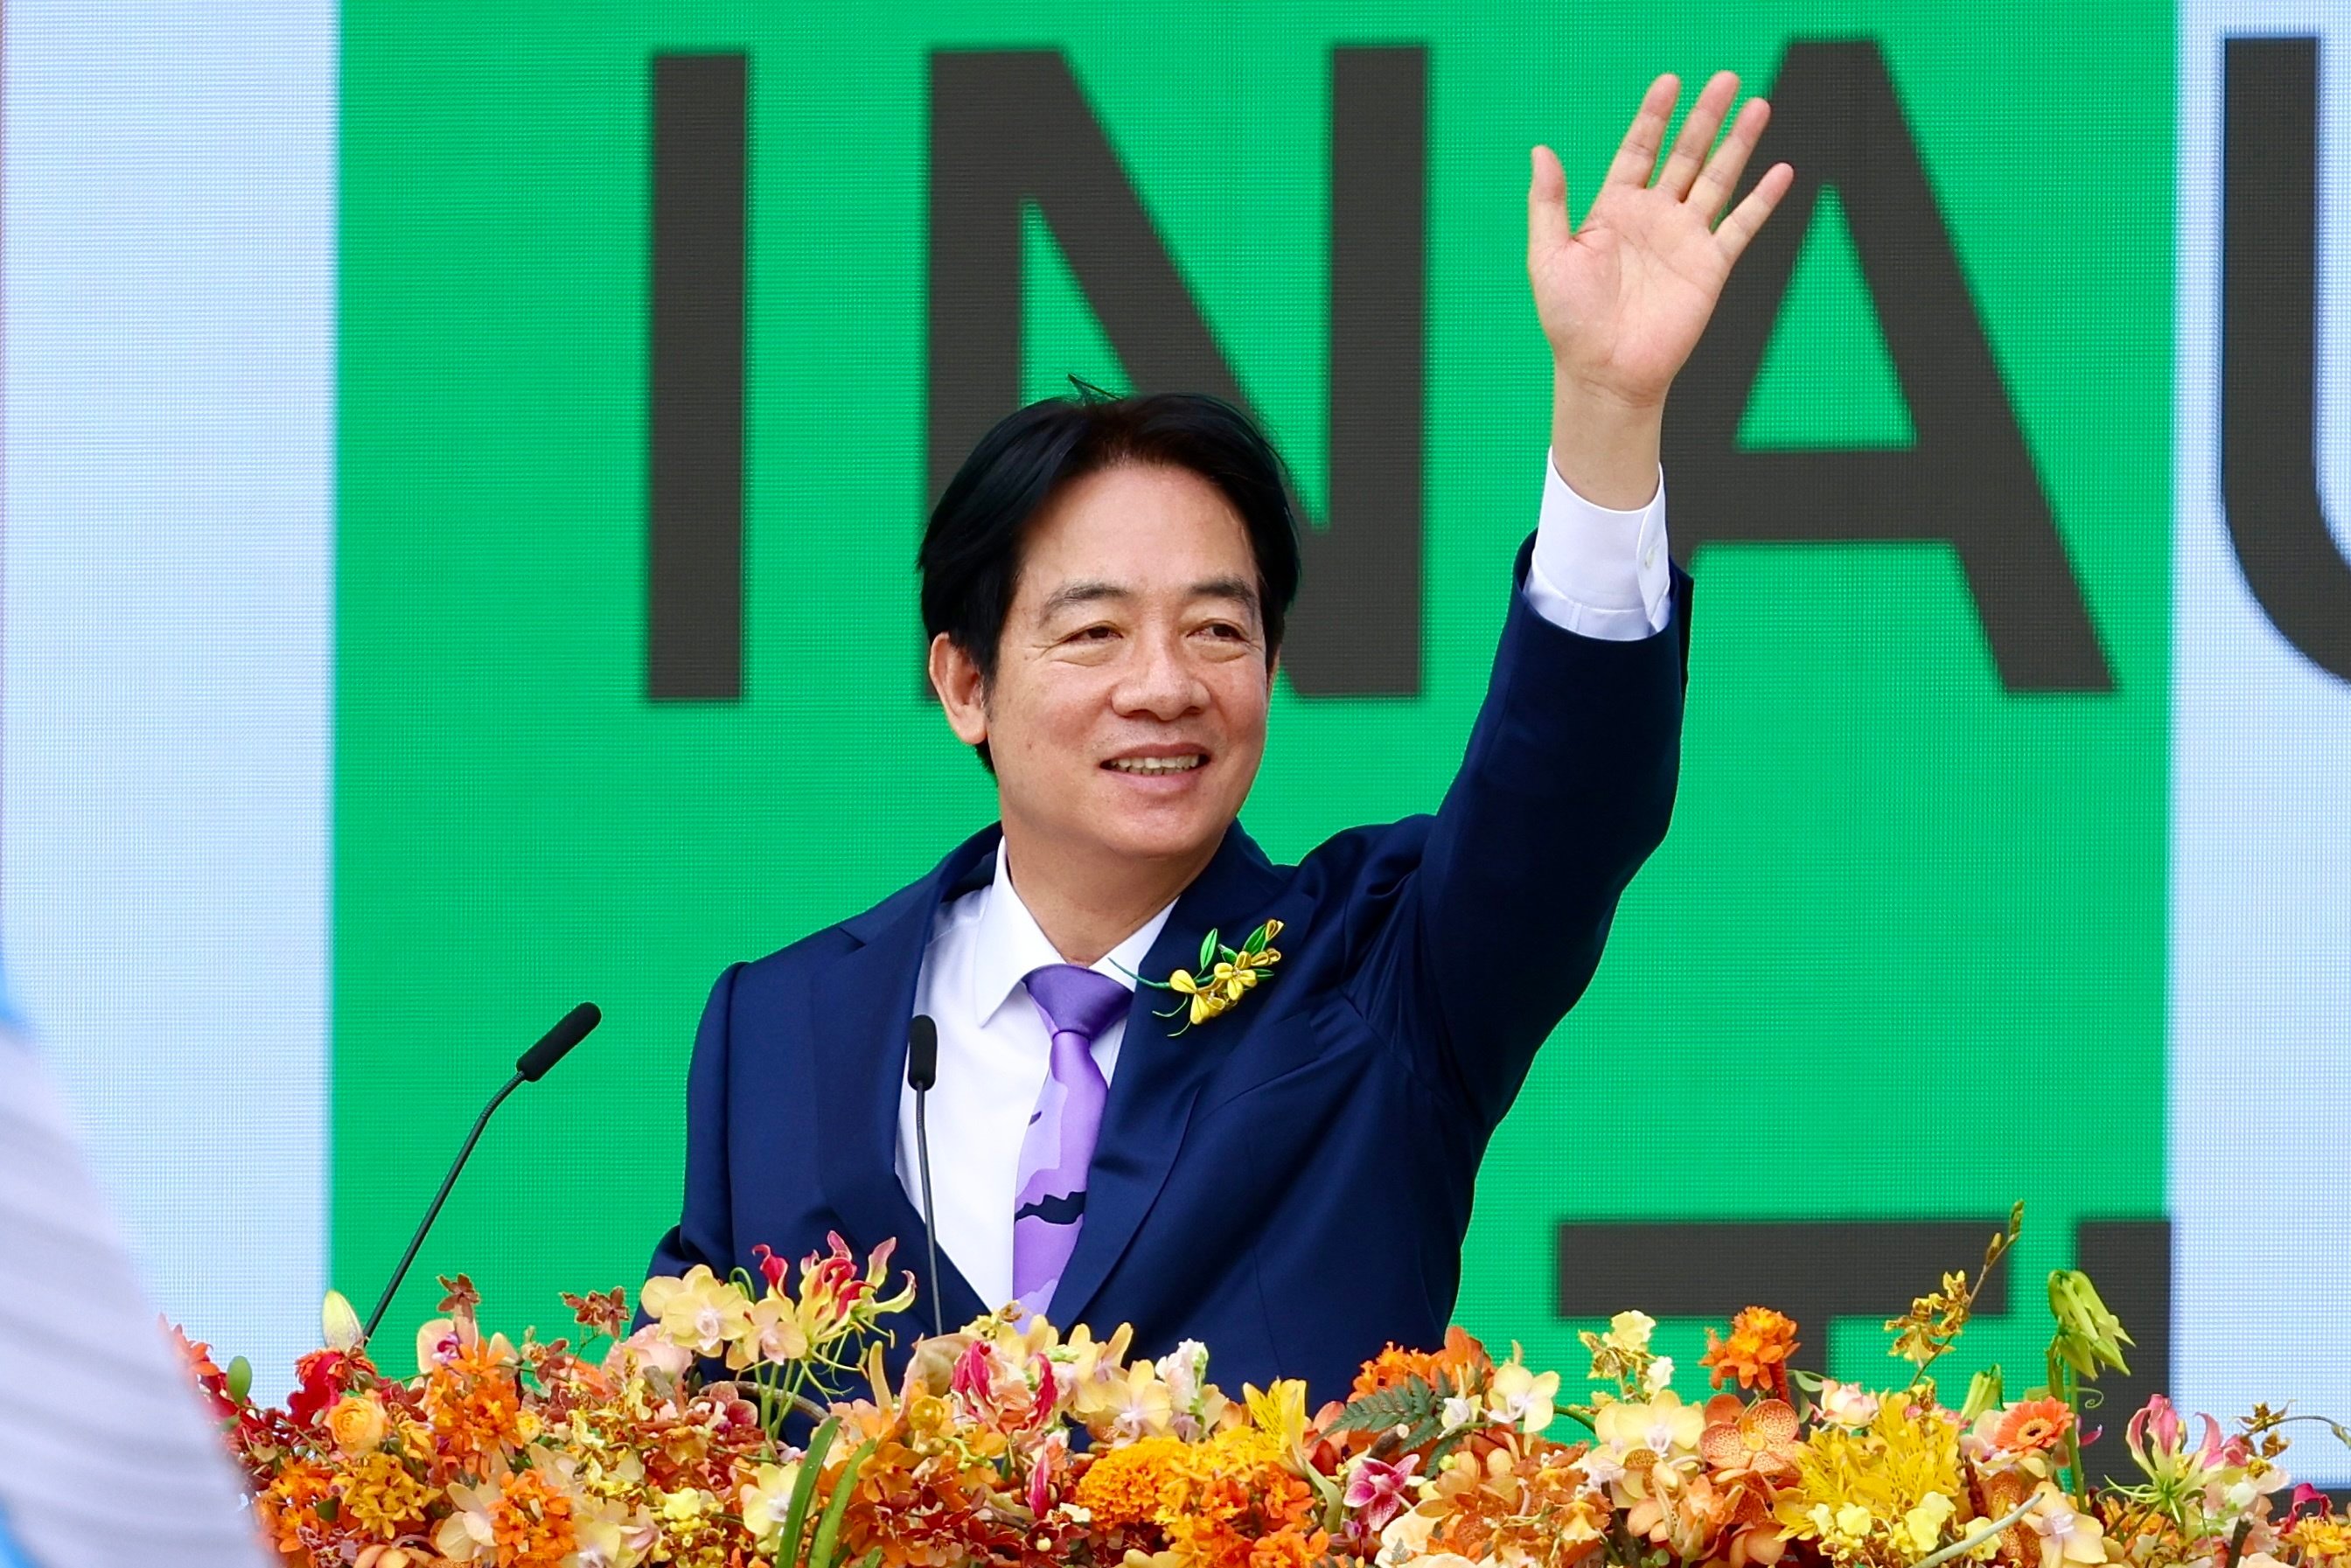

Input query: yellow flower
[1606,1311,1657,1352]
[1593,1389,1705,1456]
[1166,970,1236,1028]
[638,1264,752,1359]
[1775,1403,1971,1558]
[1902,1490,1957,1553]
[738,1461,802,1553]
[338,1450,430,1537]
[743,1294,811,1366]
[1245,1378,1309,1460]
[1075,1358,1176,1442]
[1486,1353,1559,1435]
[2022,1483,2108,1568]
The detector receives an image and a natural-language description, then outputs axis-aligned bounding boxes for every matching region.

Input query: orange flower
[327,1392,390,1455]
[1349,1325,1491,1398]
[490,1469,576,1568]
[1700,1396,1803,1479]
[1351,1343,1444,1398]
[259,1460,334,1558]
[1155,1427,1323,1568]
[1700,1308,1800,1396]
[1425,1443,1609,1567]
[1075,1436,1189,1530]
[422,1342,526,1474]
[1992,1397,2074,1455]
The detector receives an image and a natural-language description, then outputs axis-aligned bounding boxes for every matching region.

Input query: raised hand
[1530,72,1793,505]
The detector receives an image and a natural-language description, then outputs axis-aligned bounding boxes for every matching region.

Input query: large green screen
[337,0,2168,1411]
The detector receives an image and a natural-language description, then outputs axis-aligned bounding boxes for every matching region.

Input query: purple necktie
[1010,962,1131,1319]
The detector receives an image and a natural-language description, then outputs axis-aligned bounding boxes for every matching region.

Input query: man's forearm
[1548,366,1664,509]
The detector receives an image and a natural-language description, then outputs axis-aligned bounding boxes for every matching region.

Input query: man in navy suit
[647,71,1793,1404]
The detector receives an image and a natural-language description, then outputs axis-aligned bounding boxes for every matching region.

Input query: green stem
[1913,1495,2041,1568]
[2049,1348,2089,1506]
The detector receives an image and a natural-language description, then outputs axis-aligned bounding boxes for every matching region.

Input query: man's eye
[1073,625,1117,642]
[1202,623,1246,639]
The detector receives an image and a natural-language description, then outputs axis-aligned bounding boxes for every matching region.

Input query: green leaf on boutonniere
[1243,923,1271,956]
[1198,928,1219,972]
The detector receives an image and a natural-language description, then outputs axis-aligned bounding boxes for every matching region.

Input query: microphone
[905,1014,945,1337]
[363,1003,603,1343]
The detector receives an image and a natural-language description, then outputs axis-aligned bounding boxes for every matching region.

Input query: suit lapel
[1049,822,1287,1331]
[806,825,998,1330]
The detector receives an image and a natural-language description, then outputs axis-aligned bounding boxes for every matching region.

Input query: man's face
[933,462,1276,870]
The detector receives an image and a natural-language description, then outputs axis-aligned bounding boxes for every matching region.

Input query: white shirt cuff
[1522,448,1672,640]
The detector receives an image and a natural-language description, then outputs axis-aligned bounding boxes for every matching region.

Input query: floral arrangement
[185,1207,2351,1568]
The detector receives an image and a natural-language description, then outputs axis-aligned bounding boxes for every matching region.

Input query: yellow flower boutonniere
[1138,919,1283,1033]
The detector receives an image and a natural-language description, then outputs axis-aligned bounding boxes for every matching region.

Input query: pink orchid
[1345,1453,1422,1534]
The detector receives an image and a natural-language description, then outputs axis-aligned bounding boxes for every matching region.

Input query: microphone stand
[364,1072,522,1344]
[906,1014,945,1337]
[362,1002,602,1344]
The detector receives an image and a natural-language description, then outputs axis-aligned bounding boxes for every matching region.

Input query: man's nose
[1113,631,1209,719]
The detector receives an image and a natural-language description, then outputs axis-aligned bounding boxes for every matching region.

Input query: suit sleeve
[645,961,744,1284]
[1350,533,1692,1130]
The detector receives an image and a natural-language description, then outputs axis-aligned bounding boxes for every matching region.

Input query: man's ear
[927,632,990,747]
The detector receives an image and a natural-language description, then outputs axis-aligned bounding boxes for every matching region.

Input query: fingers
[1527,144,1573,262]
[1601,73,1681,192]
[1713,161,1796,263]
[1656,70,1741,200]
[1689,95,1770,221]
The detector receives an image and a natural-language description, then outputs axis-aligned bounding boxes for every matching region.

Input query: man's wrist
[1547,363,1665,509]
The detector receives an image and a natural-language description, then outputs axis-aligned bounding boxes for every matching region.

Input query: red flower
[286,1349,348,1426]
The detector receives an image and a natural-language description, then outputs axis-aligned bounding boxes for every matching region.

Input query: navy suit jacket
[647,538,1692,1404]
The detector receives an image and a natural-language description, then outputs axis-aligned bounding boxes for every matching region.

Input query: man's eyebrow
[1036,580,1129,619]
[1036,577,1261,618]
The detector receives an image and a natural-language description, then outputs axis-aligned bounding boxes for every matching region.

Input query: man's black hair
[917,386,1302,772]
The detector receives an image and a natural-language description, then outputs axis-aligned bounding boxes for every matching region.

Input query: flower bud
[322,1288,365,1352]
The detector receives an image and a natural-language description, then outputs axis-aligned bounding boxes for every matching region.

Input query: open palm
[1531,71,1795,409]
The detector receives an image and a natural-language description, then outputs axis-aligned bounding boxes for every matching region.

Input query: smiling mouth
[1103,755,1207,775]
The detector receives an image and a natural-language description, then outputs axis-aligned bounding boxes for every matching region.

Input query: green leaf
[1198,929,1220,972]
[226,1355,253,1404]
[1328,1376,1439,1437]
[780,1418,839,1568]
[1243,923,1270,955]
[810,1437,879,1568]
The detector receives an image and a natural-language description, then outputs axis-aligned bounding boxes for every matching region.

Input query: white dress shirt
[894,453,1671,1310]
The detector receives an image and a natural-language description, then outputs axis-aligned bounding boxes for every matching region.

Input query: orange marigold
[1158,1428,1322,1568]
[491,1469,576,1568]
[1075,1436,1190,1530]
[1700,1308,1800,1396]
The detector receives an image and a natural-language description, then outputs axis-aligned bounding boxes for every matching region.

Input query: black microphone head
[905,1014,938,1091]
[515,1002,601,1082]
